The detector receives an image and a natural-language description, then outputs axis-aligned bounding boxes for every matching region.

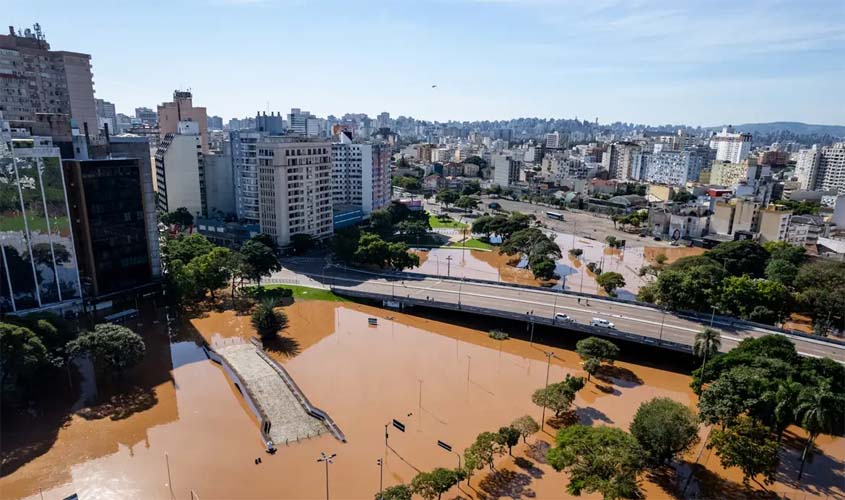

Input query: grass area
[448,238,493,251]
[263,284,349,302]
[392,233,449,246]
[428,213,468,229]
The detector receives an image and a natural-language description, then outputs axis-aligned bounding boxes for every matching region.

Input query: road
[317,268,845,362]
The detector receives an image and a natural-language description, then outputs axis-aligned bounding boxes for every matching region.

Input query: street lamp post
[376,458,383,499]
[540,351,555,431]
[658,307,666,341]
[317,452,336,500]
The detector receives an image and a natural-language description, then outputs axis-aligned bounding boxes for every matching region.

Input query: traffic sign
[392,419,405,432]
[437,440,452,452]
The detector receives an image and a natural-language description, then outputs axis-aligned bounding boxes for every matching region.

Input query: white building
[643,150,705,186]
[492,153,519,187]
[257,138,333,247]
[331,132,391,215]
[816,142,845,194]
[710,127,752,163]
[288,108,321,137]
[231,129,262,222]
[155,121,205,216]
[795,146,820,190]
[604,142,640,180]
[545,132,562,149]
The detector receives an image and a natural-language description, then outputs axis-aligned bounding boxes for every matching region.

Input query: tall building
[157,90,209,153]
[795,146,820,190]
[134,107,157,125]
[331,133,391,215]
[492,153,519,187]
[758,205,792,243]
[95,98,116,134]
[0,24,98,135]
[710,127,752,163]
[203,142,235,216]
[604,142,640,180]
[207,115,224,131]
[231,129,262,222]
[710,157,762,187]
[155,121,206,216]
[287,108,321,137]
[256,112,285,134]
[257,138,333,247]
[815,142,845,194]
[108,135,162,279]
[63,158,158,297]
[545,132,562,149]
[1,124,83,313]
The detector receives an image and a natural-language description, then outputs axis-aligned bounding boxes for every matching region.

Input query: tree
[387,242,420,271]
[411,468,463,500]
[377,484,412,500]
[576,337,620,364]
[471,215,499,238]
[396,220,429,238]
[496,426,521,456]
[569,248,583,258]
[765,258,798,286]
[546,425,644,500]
[596,272,625,295]
[532,375,585,417]
[393,176,421,192]
[583,357,601,382]
[162,233,214,267]
[0,323,50,395]
[707,415,779,488]
[435,189,459,208]
[251,298,287,340]
[708,240,770,278]
[290,233,314,255]
[718,276,791,324]
[455,195,479,213]
[653,258,726,312]
[332,225,361,264]
[794,260,845,334]
[66,323,146,375]
[369,209,395,238]
[763,241,806,265]
[465,431,502,471]
[510,415,540,443]
[160,207,194,229]
[355,233,391,267]
[630,398,699,465]
[697,366,775,428]
[461,180,481,195]
[240,238,281,286]
[693,327,720,385]
[530,257,556,280]
[795,382,843,481]
[186,246,233,300]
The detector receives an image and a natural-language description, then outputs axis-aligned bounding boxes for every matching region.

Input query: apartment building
[155,121,205,216]
[642,150,705,186]
[757,205,791,243]
[231,129,262,222]
[158,90,209,153]
[257,138,333,247]
[816,142,845,194]
[0,25,98,134]
[710,197,759,236]
[795,146,820,190]
[709,127,752,163]
[331,132,391,215]
[604,142,640,180]
[492,153,519,187]
[710,157,764,187]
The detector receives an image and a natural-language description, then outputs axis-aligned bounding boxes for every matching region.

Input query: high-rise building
[642,150,706,186]
[758,205,792,243]
[155,121,206,216]
[492,153,519,187]
[256,112,285,135]
[331,133,391,215]
[795,146,820,190]
[287,108,321,137]
[710,127,752,163]
[63,158,158,297]
[1,123,83,313]
[257,138,333,247]
[203,141,235,216]
[545,132,562,149]
[604,142,640,180]
[0,25,98,136]
[95,98,116,134]
[231,129,262,223]
[134,107,158,125]
[815,142,845,194]
[710,157,763,187]
[157,90,209,153]
[207,115,224,131]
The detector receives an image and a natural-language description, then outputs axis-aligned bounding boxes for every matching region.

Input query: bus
[546,211,563,221]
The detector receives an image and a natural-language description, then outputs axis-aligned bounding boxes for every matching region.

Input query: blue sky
[7,0,845,126]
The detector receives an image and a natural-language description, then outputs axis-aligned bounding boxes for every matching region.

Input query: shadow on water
[478,469,536,500]
[1,301,179,478]
[261,335,302,358]
[576,406,614,425]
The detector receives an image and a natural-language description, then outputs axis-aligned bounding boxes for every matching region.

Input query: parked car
[590,318,615,329]
[554,313,574,322]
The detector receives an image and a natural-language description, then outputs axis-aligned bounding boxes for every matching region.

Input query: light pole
[709,305,717,327]
[317,452,336,500]
[658,306,666,341]
[466,354,472,382]
[446,255,453,277]
[376,458,383,499]
[540,351,555,431]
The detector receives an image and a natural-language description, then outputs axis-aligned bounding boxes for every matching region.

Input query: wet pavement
[1,300,841,499]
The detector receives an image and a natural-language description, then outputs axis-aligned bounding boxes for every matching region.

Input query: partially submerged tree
[66,323,146,375]
[630,398,699,465]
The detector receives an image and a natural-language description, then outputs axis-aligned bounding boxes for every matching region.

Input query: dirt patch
[643,245,706,265]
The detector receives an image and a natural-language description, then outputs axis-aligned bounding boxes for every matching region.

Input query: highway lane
[323,271,845,362]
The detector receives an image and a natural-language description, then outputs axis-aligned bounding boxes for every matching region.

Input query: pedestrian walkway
[216,343,326,445]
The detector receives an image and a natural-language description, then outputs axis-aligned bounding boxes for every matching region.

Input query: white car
[590,318,615,329]
[554,313,574,323]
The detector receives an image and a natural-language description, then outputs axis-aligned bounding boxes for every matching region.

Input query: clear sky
[7,0,845,126]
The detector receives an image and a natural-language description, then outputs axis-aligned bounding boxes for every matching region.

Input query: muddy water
[2,301,842,499]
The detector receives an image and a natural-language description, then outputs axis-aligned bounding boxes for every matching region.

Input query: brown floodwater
[2,300,842,499]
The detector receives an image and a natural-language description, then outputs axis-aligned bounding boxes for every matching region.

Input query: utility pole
[540,351,555,431]
[446,255,453,277]
[317,452,336,500]
[376,458,383,499]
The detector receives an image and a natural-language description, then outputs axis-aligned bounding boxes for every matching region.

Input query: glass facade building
[0,134,82,313]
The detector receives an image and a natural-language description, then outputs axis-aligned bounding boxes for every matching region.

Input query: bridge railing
[332,288,694,354]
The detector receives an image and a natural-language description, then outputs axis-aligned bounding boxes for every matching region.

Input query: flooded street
[2,300,841,499]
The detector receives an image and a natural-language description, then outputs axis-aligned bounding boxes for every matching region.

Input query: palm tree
[795,382,840,481]
[772,379,801,443]
[693,327,721,386]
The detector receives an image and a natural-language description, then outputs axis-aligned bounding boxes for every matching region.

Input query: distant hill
[706,122,845,138]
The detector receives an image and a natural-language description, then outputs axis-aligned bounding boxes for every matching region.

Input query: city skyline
[7,0,845,126]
